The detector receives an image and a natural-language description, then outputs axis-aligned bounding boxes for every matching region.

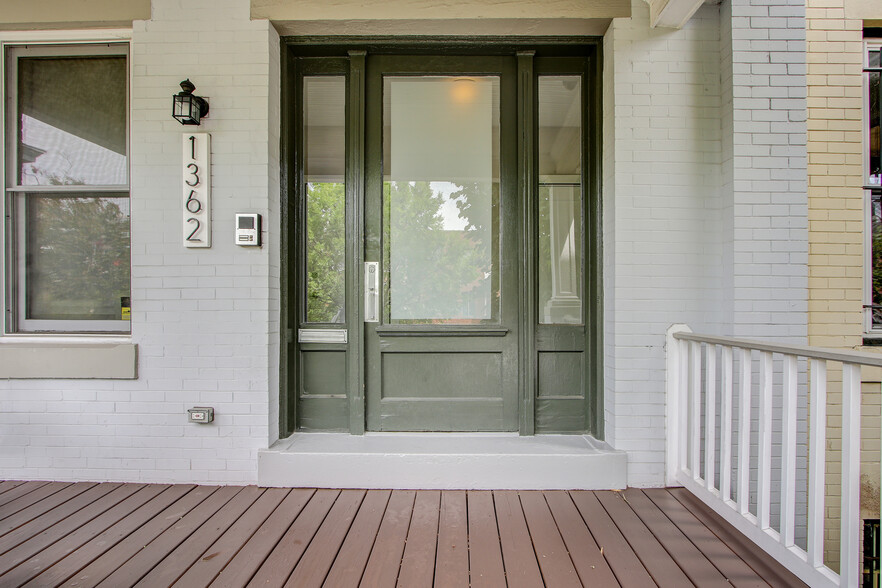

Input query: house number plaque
[183,133,211,247]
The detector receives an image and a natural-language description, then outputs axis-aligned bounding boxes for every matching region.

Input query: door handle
[364,262,379,322]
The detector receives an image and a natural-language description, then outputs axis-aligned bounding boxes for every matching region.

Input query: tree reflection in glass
[26,194,130,321]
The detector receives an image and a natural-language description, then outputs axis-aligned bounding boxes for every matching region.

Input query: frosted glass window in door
[538,75,583,324]
[383,76,500,323]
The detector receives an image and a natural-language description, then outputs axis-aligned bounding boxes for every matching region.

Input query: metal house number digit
[183,133,210,248]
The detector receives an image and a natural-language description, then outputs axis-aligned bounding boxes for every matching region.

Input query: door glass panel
[383,76,500,323]
[538,75,582,325]
[304,76,346,323]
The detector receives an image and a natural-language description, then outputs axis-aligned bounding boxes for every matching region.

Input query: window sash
[4,43,130,334]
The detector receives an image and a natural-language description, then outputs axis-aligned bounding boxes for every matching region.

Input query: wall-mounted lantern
[172,79,209,125]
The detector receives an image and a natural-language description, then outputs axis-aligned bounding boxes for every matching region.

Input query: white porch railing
[666,324,882,588]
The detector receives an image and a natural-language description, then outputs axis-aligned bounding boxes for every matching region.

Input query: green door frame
[280,38,603,438]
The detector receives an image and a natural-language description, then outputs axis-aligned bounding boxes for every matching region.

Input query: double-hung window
[867,41,881,334]
[4,44,130,333]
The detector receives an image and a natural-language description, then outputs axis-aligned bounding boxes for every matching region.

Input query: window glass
[26,194,130,320]
[870,49,880,187]
[17,56,127,186]
[538,76,583,325]
[304,76,346,323]
[873,193,882,330]
[382,76,500,324]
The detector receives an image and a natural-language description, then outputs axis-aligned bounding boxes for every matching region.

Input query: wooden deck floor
[0,480,806,587]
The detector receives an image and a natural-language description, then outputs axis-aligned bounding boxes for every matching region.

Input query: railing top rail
[673,331,882,368]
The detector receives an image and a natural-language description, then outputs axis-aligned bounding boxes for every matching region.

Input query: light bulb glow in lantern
[172,79,209,125]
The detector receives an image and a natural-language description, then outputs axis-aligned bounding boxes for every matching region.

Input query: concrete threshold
[258,432,628,489]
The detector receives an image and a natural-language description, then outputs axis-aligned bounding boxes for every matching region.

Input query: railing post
[666,324,692,487]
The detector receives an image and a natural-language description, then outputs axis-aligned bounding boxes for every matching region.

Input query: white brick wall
[0,0,280,484]
[728,0,808,342]
[604,0,725,486]
[604,0,807,487]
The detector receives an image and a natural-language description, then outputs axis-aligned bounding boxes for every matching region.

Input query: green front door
[284,43,601,436]
[363,55,519,431]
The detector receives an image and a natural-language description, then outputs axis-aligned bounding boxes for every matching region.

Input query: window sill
[0,337,137,379]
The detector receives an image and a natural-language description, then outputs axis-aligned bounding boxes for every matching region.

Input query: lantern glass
[173,94,199,125]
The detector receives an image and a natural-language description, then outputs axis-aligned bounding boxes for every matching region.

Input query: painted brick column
[725,0,809,342]
[604,0,724,486]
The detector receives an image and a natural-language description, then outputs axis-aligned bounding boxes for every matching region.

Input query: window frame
[3,42,131,334]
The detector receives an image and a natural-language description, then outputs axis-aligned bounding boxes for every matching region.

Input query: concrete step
[258,432,627,489]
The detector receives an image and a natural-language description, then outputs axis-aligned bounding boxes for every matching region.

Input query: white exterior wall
[0,0,281,484]
[603,0,807,486]
[604,0,725,486]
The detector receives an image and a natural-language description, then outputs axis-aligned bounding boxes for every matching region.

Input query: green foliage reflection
[27,195,130,321]
[306,182,345,323]
[384,180,497,323]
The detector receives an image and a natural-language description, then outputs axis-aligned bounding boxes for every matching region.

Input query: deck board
[134,486,264,587]
[494,490,544,588]
[0,483,126,577]
[0,483,81,526]
[0,483,95,537]
[93,485,241,588]
[246,488,339,588]
[360,489,415,588]
[396,489,439,588]
[0,482,54,510]
[209,488,313,588]
[323,489,390,588]
[467,491,506,588]
[434,490,469,588]
[284,488,365,588]
[645,489,771,588]
[172,487,288,588]
[0,481,809,588]
[570,490,659,588]
[24,484,194,588]
[3,484,167,588]
[544,490,620,587]
[519,490,582,588]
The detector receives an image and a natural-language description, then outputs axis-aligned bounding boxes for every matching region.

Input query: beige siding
[806,0,880,568]
[0,0,149,28]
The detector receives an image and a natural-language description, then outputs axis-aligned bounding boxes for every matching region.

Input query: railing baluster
[780,354,797,547]
[807,358,826,568]
[690,341,702,479]
[757,351,773,530]
[705,344,717,491]
[738,347,751,516]
[720,346,733,502]
[840,363,861,586]
[679,337,689,480]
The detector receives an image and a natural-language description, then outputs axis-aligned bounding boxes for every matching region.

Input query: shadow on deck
[0,480,806,587]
